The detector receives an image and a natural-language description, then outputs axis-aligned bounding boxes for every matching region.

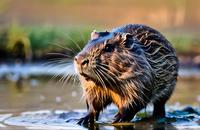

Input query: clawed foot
[112,112,121,123]
[77,115,89,125]
[77,114,94,126]
[112,111,134,123]
[112,112,126,123]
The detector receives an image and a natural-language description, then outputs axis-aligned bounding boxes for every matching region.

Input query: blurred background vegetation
[0,1,199,126]
[0,0,199,63]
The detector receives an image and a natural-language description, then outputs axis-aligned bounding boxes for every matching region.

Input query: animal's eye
[104,44,114,52]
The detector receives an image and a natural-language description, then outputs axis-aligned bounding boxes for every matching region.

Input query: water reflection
[2,101,199,130]
[0,71,200,129]
[82,119,178,130]
[15,74,23,93]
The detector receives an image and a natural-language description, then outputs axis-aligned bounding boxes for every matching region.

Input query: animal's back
[112,24,179,103]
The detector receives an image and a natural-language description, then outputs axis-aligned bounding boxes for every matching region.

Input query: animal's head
[74,30,148,88]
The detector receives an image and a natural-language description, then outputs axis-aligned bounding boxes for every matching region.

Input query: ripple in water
[1,106,200,130]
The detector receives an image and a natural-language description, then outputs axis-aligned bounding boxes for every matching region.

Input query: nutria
[74,24,179,125]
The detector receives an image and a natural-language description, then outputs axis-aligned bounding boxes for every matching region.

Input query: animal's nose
[74,55,89,67]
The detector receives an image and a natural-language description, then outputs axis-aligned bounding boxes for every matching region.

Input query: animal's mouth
[79,72,91,81]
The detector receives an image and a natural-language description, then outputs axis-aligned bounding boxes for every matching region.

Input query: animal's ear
[121,33,134,49]
[122,33,133,41]
[91,30,100,40]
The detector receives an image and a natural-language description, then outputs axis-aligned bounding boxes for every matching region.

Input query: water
[0,65,200,129]
[1,63,200,78]
[2,106,200,130]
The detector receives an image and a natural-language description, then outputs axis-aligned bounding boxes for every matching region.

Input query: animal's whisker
[43,61,72,68]
[44,58,72,63]
[77,29,87,43]
[96,64,119,83]
[47,52,74,58]
[49,42,77,55]
[97,68,124,94]
[44,60,72,66]
[93,69,107,89]
[64,33,82,51]
[96,62,122,76]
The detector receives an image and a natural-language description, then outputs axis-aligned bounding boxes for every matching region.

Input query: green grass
[0,24,200,60]
[167,34,200,53]
[26,25,91,52]
[0,24,93,58]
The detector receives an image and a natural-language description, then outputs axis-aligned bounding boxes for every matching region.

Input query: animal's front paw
[112,113,129,123]
[112,111,134,123]
[77,114,94,125]
[112,112,125,123]
[77,115,89,125]
[112,115,129,123]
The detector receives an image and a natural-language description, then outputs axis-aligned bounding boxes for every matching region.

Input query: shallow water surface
[0,77,199,129]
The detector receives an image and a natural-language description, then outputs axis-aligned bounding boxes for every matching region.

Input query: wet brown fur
[75,24,179,124]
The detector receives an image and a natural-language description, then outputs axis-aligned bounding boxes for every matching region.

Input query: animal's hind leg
[153,85,175,118]
[153,95,169,118]
[153,101,166,118]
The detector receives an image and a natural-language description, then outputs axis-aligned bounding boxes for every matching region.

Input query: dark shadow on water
[83,123,178,130]
[81,118,178,130]
[2,106,199,130]
[66,106,199,130]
